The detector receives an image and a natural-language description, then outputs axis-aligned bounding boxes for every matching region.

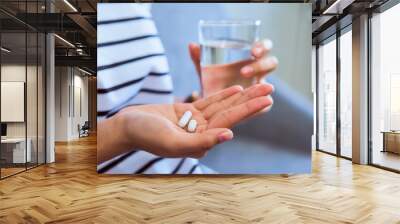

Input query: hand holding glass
[199,20,262,96]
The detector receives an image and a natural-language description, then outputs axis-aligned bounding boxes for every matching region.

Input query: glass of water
[199,20,261,96]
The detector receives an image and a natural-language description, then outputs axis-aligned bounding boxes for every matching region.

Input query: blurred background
[152,3,313,174]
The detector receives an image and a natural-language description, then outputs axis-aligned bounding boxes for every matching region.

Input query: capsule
[178,110,192,128]
[187,119,197,132]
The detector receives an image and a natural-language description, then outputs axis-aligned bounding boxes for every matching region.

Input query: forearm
[97,113,135,164]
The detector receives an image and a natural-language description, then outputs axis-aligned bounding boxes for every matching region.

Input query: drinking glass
[199,20,261,96]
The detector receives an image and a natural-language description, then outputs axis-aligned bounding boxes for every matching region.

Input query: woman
[97,3,277,174]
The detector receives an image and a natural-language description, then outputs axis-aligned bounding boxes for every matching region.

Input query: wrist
[114,111,138,150]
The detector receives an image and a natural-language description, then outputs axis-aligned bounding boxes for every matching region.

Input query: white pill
[187,119,197,132]
[178,110,192,128]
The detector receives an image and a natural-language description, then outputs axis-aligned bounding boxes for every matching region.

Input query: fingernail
[263,39,273,50]
[241,66,254,76]
[262,56,279,68]
[192,91,199,98]
[269,56,279,65]
[254,47,263,56]
[270,84,275,93]
[218,131,233,143]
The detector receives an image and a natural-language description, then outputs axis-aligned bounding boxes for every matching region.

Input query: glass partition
[339,28,352,158]
[1,30,28,177]
[0,1,46,179]
[26,0,43,169]
[317,36,337,154]
[371,4,400,171]
[38,32,45,165]
[27,31,38,169]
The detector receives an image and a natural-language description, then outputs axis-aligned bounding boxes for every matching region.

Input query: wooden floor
[373,151,400,171]
[1,135,400,224]
[1,163,44,178]
[1,167,26,178]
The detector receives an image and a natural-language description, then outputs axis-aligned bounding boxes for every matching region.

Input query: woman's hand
[188,39,278,97]
[98,84,273,163]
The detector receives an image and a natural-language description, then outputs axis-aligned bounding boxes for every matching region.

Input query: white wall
[1,65,38,138]
[1,65,26,136]
[1,65,27,142]
[55,66,69,141]
[72,73,89,138]
[54,67,89,141]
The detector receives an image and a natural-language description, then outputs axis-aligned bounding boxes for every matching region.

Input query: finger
[254,95,274,115]
[240,56,278,78]
[208,96,273,129]
[264,95,274,112]
[203,83,274,119]
[193,85,243,110]
[251,39,273,59]
[189,43,201,75]
[229,83,274,106]
[170,128,234,157]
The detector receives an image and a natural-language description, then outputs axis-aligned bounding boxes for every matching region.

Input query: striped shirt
[97,3,202,174]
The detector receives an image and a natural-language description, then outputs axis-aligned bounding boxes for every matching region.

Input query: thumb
[188,43,201,75]
[176,128,233,154]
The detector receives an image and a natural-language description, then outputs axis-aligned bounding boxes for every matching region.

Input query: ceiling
[0,0,97,73]
[311,0,391,44]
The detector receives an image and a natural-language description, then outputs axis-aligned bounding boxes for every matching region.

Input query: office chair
[78,121,90,138]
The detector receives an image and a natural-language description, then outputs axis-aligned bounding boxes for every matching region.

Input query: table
[1,138,31,164]
[381,131,400,154]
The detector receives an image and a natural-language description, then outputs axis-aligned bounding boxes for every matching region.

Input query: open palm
[118,84,273,158]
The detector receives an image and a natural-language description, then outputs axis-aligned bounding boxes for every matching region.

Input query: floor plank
[0,135,399,224]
